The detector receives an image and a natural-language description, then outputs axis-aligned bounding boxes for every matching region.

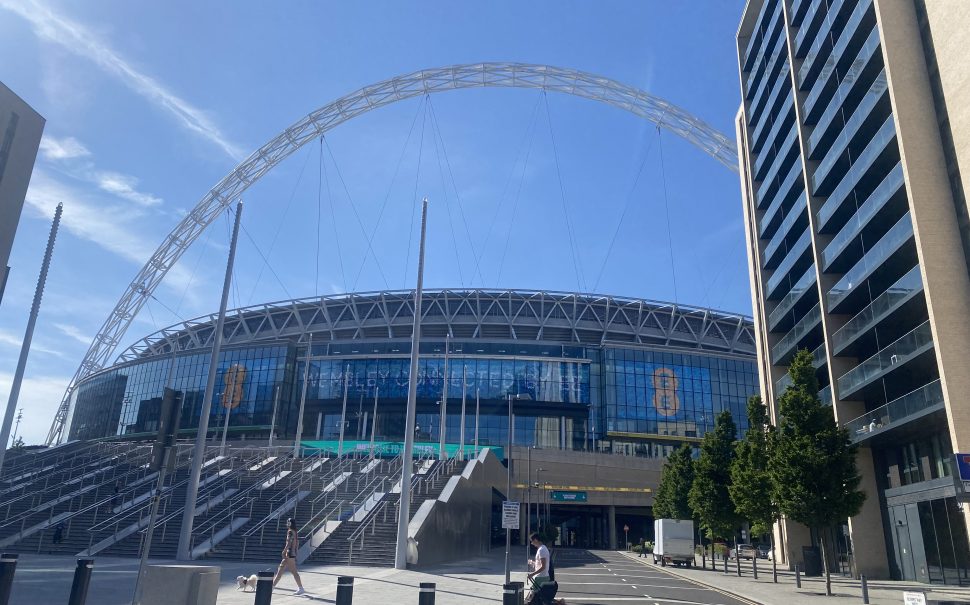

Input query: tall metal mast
[177,201,243,561]
[0,203,61,472]
[395,198,428,570]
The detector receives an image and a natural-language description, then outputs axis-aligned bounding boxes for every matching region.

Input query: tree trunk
[818,528,832,596]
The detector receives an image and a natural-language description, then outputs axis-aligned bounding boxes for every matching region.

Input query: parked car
[756,544,770,559]
[731,544,758,560]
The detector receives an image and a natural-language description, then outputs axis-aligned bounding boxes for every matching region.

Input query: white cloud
[0,372,70,446]
[0,329,68,360]
[95,171,162,207]
[23,170,197,298]
[53,323,89,346]
[0,0,244,161]
[39,135,90,161]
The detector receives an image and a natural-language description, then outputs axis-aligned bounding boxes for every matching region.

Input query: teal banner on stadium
[300,439,501,459]
[550,490,588,502]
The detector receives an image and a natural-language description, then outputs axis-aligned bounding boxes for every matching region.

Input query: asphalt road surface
[552,550,755,605]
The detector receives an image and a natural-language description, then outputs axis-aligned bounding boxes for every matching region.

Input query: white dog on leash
[236,574,258,592]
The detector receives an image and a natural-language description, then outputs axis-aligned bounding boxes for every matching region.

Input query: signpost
[623,524,629,550]
[903,592,926,605]
[955,453,970,493]
[502,501,520,530]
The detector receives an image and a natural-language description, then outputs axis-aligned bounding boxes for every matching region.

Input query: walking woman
[273,518,305,595]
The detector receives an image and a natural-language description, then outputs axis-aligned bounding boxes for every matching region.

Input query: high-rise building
[0,81,44,307]
[736,0,970,584]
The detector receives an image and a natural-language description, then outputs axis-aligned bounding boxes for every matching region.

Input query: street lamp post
[474,388,480,457]
[337,364,349,456]
[503,392,524,585]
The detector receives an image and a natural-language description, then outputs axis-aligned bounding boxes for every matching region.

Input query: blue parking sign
[955,453,970,482]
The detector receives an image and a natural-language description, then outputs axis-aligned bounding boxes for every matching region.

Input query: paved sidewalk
[618,551,970,605]
[4,550,513,605]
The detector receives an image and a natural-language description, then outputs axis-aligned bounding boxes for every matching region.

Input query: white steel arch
[46,62,739,444]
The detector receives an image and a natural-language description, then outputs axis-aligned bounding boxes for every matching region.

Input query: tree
[729,396,778,574]
[770,349,865,596]
[689,410,739,542]
[653,443,694,520]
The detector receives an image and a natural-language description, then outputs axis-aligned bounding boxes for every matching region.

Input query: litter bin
[801,546,822,577]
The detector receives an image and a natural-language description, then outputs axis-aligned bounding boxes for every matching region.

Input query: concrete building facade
[736,0,970,584]
[0,81,44,306]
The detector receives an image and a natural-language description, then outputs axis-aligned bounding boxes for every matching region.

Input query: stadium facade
[66,289,759,460]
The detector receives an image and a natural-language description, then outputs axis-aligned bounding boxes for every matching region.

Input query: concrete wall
[409,448,506,568]
[508,446,662,508]
[0,81,44,306]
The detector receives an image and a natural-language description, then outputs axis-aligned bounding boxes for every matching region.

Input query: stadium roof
[117,289,756,363]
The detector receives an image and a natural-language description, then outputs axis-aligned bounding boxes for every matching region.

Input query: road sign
[903,592,926,605]
[623,525,629,532]
[502,501,520,530]
[956,453,970,481]
[550,490,588,502]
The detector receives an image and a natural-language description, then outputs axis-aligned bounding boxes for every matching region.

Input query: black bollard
[510,581,524,605]
[723,554,728,574]
[736,553,741,577]
[753,554,758,580]
[67,559,94,605]
[795,563,801,588]
[701,551,706,570]
[502,583,517,605]
[254,570,274,605]
[419,582,435,605]
[0,553,17,605]
[861,574,869,604]
[336,576,354,605]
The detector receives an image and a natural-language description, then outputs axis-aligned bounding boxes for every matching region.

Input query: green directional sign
[550,490,588,502]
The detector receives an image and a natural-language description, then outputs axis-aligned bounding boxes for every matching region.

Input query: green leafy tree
[770,349,865,596]
[729,396,778,572]
[689,410,739,542]
[652,444,694,520]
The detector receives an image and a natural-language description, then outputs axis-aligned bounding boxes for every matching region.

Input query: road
[552,550,756,605]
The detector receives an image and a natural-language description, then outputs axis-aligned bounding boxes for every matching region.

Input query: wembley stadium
[66,289,759,458]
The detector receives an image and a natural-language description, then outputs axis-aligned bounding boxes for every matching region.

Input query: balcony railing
[767,229,813,298]
[845,379,944,442]
[821,162,904,271]
[831,265,922,355]
[837,320,934,398]
[768,264,817,330]
[827,212,914,312]
[771,302,822,363]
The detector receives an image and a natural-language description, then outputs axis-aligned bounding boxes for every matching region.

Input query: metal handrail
[0,445,157,531]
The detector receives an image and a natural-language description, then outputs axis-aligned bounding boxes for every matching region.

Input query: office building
[737,0,970,584]
[0,81,44,306]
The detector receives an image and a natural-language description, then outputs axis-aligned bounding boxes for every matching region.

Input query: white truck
[653,518,695,567]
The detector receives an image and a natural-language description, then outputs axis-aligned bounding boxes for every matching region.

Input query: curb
[618,551,767,605]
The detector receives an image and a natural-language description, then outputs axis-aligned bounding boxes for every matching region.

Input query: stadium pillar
[0,204,60,470]
[338,364,349,456]
[395,198,428,570]
[439,334,449,460]
[177,200,243,561]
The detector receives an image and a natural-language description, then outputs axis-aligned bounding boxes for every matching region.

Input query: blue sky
[0,0,748,445]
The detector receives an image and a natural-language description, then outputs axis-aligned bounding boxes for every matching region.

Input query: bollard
[752,554,758,580]
[861,574,869,604]
[795,563,801,588]
[254,570,274,605]
[419,582,435,605]
[336,576,354,605]
[723,554,728,574]
[702,550,706,570]
[502,583,517,605]
[510,581,525,605]
[736,553,741,577]
[0,553,17,605]
[67,559,94,605]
